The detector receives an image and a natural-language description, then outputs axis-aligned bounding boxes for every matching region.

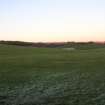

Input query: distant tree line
[0,40,105,48]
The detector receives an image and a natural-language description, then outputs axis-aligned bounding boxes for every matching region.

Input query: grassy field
[0,44,105,105]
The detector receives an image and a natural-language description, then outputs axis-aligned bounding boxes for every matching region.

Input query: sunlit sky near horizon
[0,0,105,42]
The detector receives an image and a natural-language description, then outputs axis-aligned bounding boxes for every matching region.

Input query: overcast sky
[0,0,105,42]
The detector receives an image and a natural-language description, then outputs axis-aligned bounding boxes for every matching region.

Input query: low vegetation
[0,40,105,49]
[0,43,105,105]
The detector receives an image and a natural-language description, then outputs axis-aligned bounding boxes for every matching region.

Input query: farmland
[0,44,105,105]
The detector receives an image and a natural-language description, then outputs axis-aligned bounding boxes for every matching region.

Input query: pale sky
[0,0,105,42]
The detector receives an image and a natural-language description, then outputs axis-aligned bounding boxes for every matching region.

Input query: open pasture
[0,44,105,105]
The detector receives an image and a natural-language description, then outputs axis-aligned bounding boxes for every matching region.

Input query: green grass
[0,44,105,105]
